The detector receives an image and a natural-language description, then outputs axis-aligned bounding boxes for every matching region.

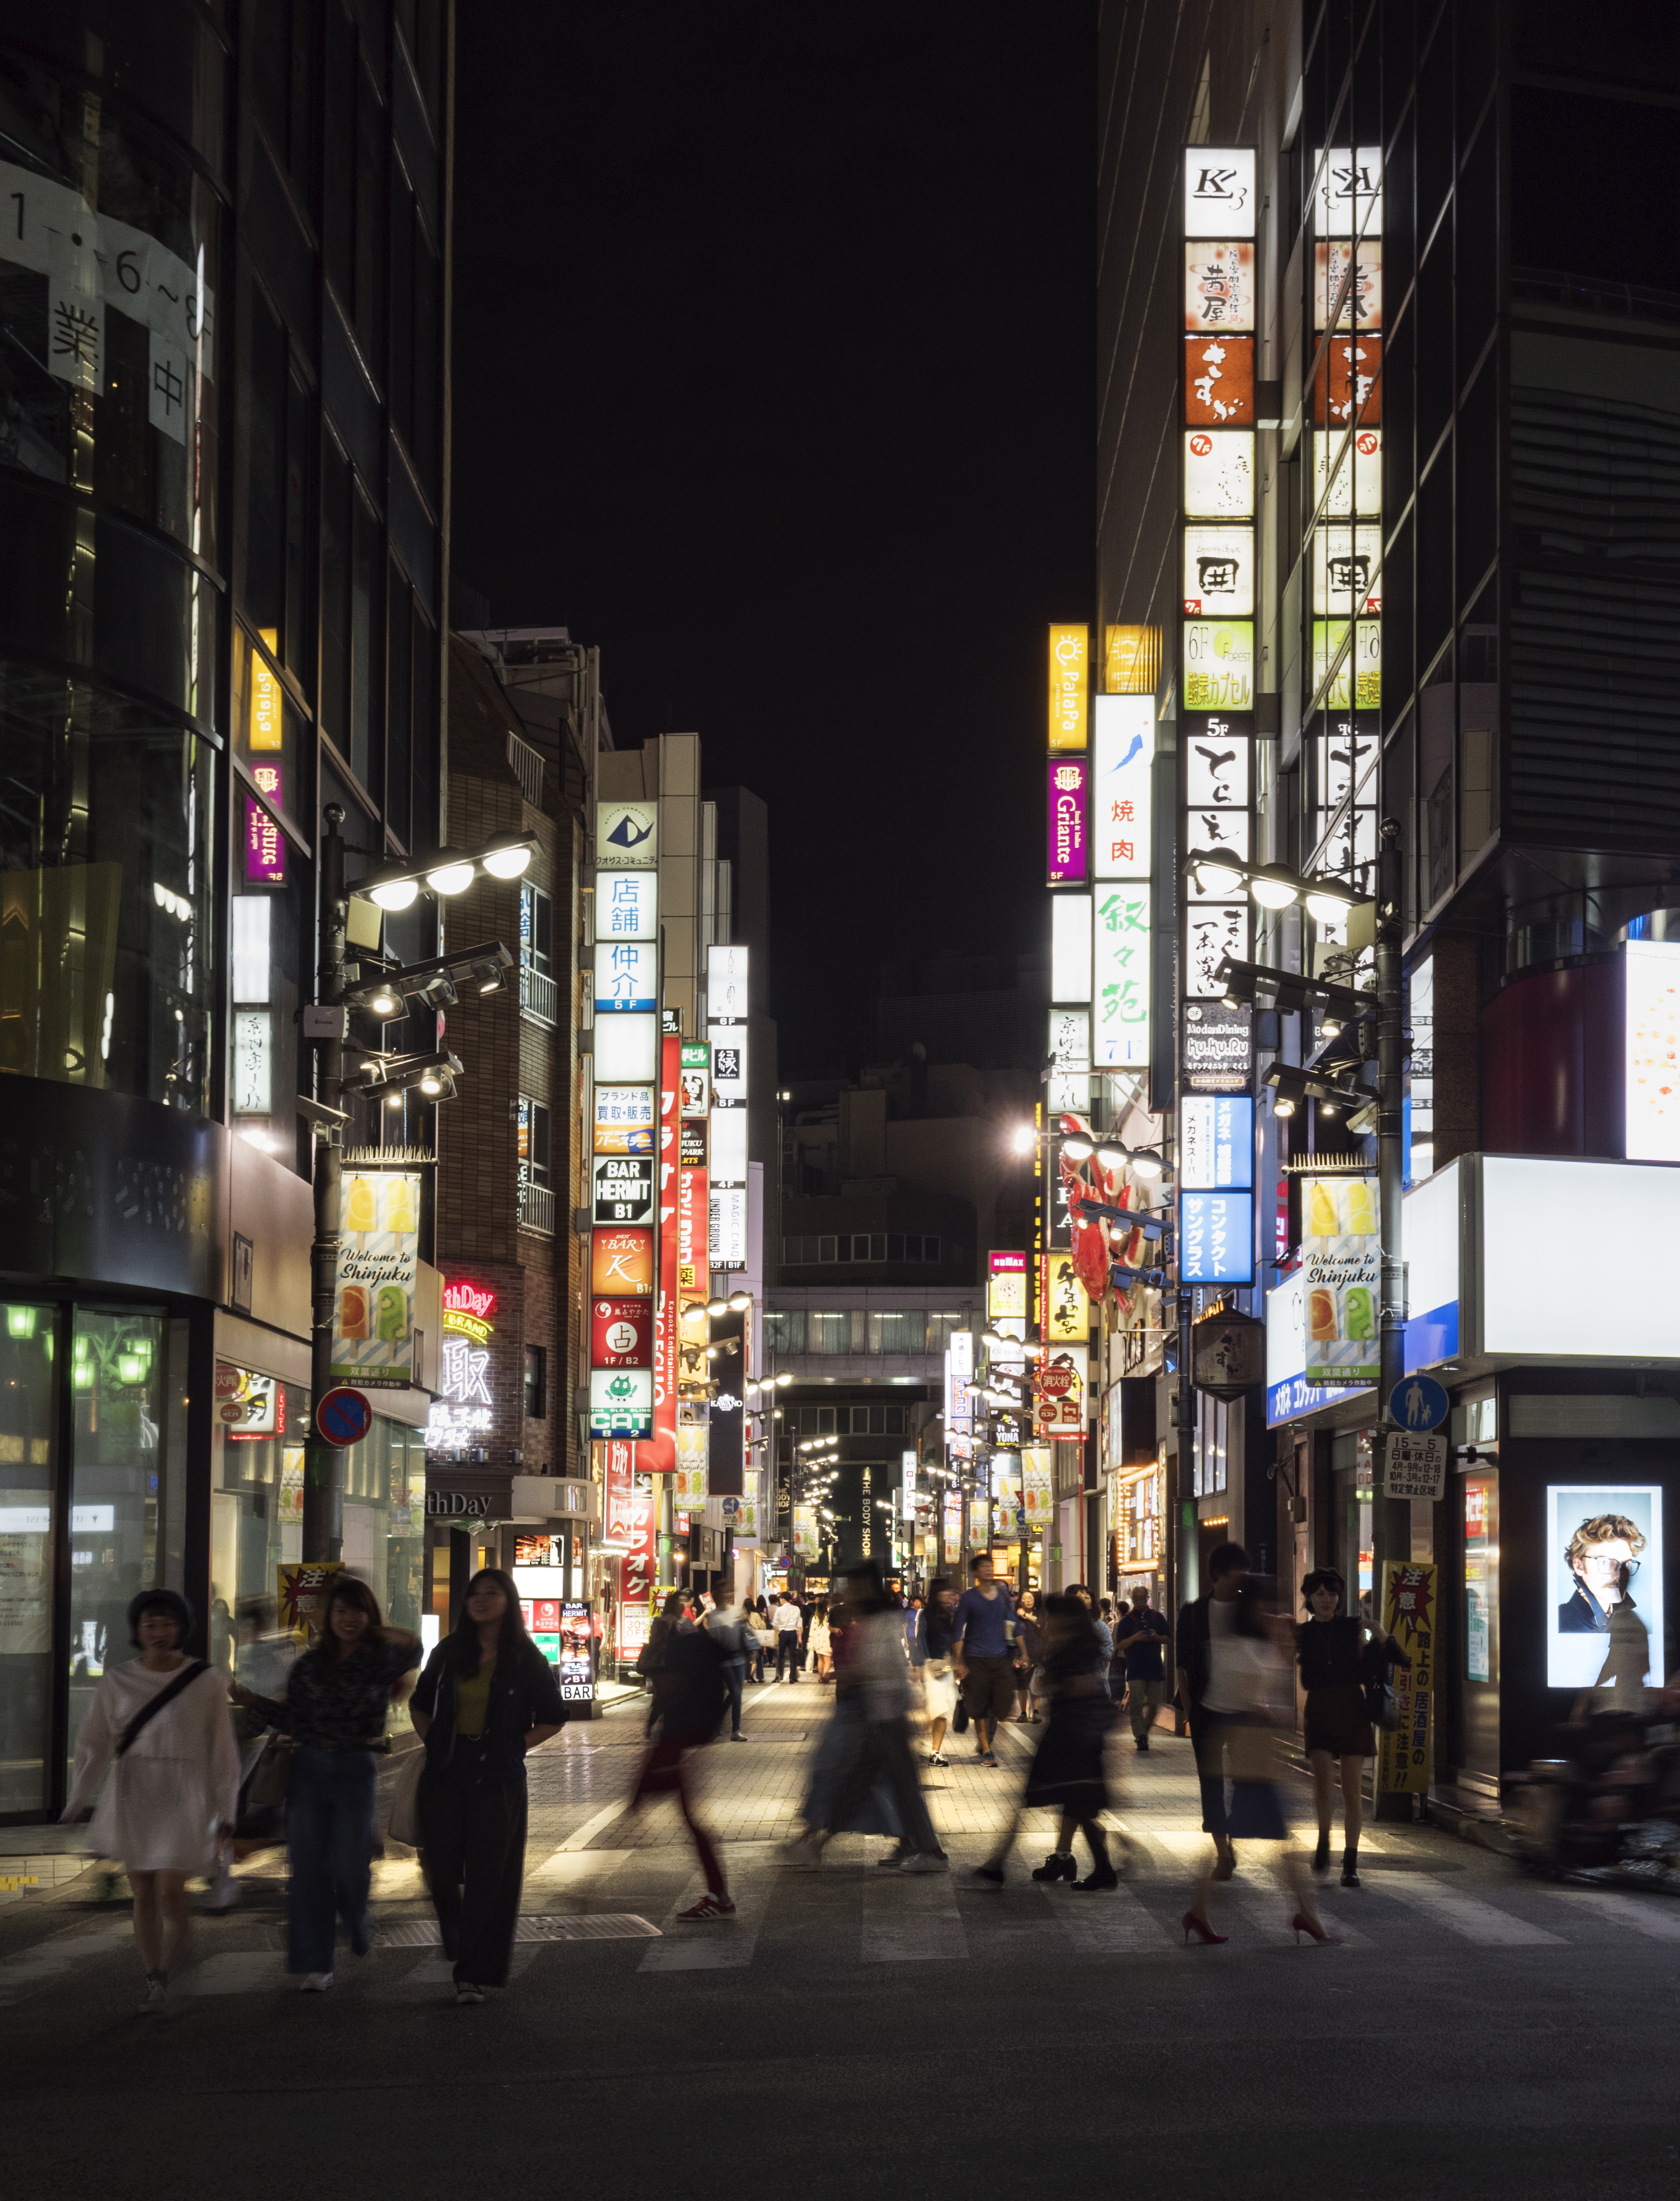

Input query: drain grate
[375,1912,661,1947]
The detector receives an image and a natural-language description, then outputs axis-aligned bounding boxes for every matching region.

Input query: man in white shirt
[774,1593,803,1682]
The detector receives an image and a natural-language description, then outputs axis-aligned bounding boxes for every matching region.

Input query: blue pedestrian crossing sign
[1388,1373,1449,1433]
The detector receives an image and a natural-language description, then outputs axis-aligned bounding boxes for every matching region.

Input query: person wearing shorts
[952,1554,1017,1767]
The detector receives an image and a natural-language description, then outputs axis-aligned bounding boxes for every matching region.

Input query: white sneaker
[900,1852,950,1874]
[209,1867,242,1912]
[138,1971,168,2012]
[300,1971,334,1992]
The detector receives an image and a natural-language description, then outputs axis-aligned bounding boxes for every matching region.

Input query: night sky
[451,5,1096,1077]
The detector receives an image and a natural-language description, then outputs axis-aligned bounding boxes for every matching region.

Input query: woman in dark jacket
[1295,1566,1407,1887]
[409,1569,565,2004]
[974,1595,1119,1890]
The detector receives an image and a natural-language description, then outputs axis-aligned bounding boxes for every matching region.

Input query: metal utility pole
[304,805,348,1563]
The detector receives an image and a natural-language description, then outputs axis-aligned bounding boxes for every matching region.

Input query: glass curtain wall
[0,1304,56,1814]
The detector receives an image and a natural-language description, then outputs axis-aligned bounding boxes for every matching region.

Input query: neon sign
[443,1280,498,1345]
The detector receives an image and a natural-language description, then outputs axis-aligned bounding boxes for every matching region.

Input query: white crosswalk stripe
[1534,1885,1680,1940]
[0,1919,129,2006]
[1044,1880,1178,1952]
[640,1860,777,1971]
[1368,1873,1564,1945]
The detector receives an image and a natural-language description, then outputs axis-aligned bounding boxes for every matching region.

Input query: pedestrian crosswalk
[6,1844,1680,2010]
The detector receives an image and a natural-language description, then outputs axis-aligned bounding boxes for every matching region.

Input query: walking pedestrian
[785,1560,946,1872]
[916,1577,959,1764]
[1116,1585,1170,1751]
[952,1553,1017,1767]
[1013,1590,1044,1722]
[1182,1576,1329,1946]
[1175,1540,1248,1883]
[231,1573,420,1992]
[750,1597,774,1683]
[629,1600,735,1918]
[1071,1584,1115,1695]
[808,1598,834,1682]
[974,1594,1120,1889]
[408,1569,565,2003]
[1296,1566,1407,1887]
[774,1592,803,1681]
[703,1585,751,1740]
[64,1589,241,2011]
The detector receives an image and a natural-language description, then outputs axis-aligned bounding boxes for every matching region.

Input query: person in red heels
[1181,1577,1331,1947]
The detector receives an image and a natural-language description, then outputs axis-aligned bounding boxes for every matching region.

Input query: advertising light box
[589,1368,653,1439]
[1091,695,1153,878]
[1182,619,1255,711]
[1047,624,1089,750]
[596,870,657,941]
[591,1153,655,1226]
[1183,238,1255,330]
[1046,757,1088,886]
[1312,428,1382,518]
[591,1297,652,1369]
[1182,147,1256,237]
[1480,1156,1680,1359]
[1050,891,1092,1003]
[1184,717,1251,808]
[594,940,657,1013]
[708,1025,747,1104]
[596,801,658,868]
[708,944,750,1020]
[593,1084,655,1156]
[1179,1191,1253,1285]
[1546,1485,1664,1694]
[1180,1095,1254,1190]
[1092,886,1151,1067]
[710,1104,748,1188]
[593,1011,658,1083]
[1183,524,1255,618]
[1184,430,1255,517]
[590,1227,654,1297]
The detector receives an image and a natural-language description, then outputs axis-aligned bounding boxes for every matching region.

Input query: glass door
[0,1304,58,1815]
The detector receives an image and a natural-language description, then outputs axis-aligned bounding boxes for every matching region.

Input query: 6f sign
[592,1153,654,1225]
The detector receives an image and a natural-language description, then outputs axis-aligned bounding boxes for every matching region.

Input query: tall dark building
[1098,2,1680,1804]
[0,1,451,1818]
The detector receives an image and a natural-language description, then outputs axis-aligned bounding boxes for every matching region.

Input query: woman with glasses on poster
[1558,1515,1648,1635]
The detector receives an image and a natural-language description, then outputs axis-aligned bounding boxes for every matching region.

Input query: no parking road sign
[316,1385,374,1447]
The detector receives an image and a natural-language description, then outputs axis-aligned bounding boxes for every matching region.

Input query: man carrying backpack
[628,1610,735,1919]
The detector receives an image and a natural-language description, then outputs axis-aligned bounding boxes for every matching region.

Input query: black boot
[1341,1846,1361,1887]
[1031,1851,1076,1882]
[1313,1830,1331,1875]
[1070,1825,1119,1891]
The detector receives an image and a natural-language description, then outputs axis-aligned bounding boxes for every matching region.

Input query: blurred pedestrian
[639,1590,684,1733]
[808,1598,834,1682]
[974,1594,1119,1889]
[231,1573,420,1992]
[64,1589,240,2012]
[750,1596,774,1683]
[786,1561,946,1872]
[1175,1540,1248,1883]
[952,1554,1017,1768]
[1296,1566,1405,1886]
[913,1577,959,1766]
[1116,1585,1170,1752]
[1071,1584,1115,1696]
[704,1586,751,1740]
[630,1598,734,1918]
[409,1569,565,2001]
[1014,1590,1044,1722]
[775,1592,803,1682]
[1182,1577,1329,1946]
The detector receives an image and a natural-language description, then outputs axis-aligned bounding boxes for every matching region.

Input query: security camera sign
[592,1153,654,1226]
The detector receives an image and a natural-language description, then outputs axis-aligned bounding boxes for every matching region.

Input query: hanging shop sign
[987,1251,1029,1322]
[1190,1309,1265,1398]
[1179,1190,1254,1287]
[1043,1252,1089,1343]
[593,1084,655,1156]
[1091,695,1153,878]
[589,1368,653,1439]
[1180,1094,1254,1190]
[331,1169,422,1388]
[592,1152,655,1226]
[679,1040,711,1118]
[594,940,658,1014]
[1376,1561,1437,1796]
[591,1298,652,1370]
[1301,1173,1380,1384]
[590,1227,655,1297]
[708,943,751,1022]
[596,869,657,940]
[1046,757,1088,886]
[1104,624,1161,695]
[216,1363,279,1436]
[596,800,658,868]
[1092,885,1152,1068]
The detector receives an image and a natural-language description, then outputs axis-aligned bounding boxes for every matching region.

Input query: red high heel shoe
[1291,1912,1340,1945]
[1181,1910,1228,1945]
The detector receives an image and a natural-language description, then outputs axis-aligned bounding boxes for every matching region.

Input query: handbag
[952,1698,969,1735]
[1367,1677,1402,1731]
[1224,1718,1281,1781]
[386,1746,425,1848]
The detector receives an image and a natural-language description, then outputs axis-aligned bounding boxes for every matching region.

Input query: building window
[926,1311,972,1354]
[519,882,557,1025]
[869,1310,926,1355]
[517,1096,554,1233]
[782,1233,941,1266]
[524,1345,546,1420]
[764,1310,806,1355]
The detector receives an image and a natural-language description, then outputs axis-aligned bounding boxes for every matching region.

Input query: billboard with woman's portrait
[1545,1485,1664,1691]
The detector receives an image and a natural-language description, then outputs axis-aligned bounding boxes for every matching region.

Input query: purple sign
[1046,756,1088,885]
[245,796,285,885]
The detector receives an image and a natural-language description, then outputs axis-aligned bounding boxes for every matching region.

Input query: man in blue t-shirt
[952,1555,1016,1767]
[1115,1584,1170,1750]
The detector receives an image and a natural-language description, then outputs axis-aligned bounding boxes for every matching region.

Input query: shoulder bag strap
[115,1660,210,1757]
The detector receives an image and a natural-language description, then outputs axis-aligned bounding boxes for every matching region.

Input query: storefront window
[343,1416,426,1736]
[0,683,215,1115]
[0,1303,56,1812]
[210,1373,309,1675]
[66,1308,189,1769]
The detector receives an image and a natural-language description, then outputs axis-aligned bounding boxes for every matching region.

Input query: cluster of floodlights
[1185,847,1368,924]
[353,830,538,911]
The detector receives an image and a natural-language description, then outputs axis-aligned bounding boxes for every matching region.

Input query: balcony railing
[517,1179,557,1235]
[519,962,559,1026]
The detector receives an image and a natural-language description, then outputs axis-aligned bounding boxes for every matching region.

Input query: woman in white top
[64,1589,242,2011]
[808,1599,833,1682]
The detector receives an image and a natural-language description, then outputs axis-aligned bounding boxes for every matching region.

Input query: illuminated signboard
[443,1280,498,1345]
[1103,624,1161,695]
[1182,147,1256,238]
[593,1011,658,1083]
[245,797,284,885]
[592,1152,655,1226]
[1183,524,1255,618]
[1625,940,1680,1163]
[589,1367,653,1439]
[1050,891,1091,1004]
[594,1085,655,1156]
[590,1227,654,1297]
[1179,1095,1254,1191]
[596,801,658,868]
[987,1251,1028,1322]
[1091,695,1153,879]
[1178,1190,1254,1286]
[596,870,656,941]
[1046,756,1088,886]
[1184,430,1254,517]
[1047,624,1088,750]
[1092,885,1151,1067]
[594,940,658,1013]
[707,943,750,1022]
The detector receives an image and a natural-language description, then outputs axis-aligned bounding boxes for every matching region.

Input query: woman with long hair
[65,1589,242,2011]
[1296,1565,1405,1887]
[808,1597,834,1682]
[232,1572,421,1991]
[409,1568,566,2003]
[1014,1589,1045,1722]
[1183,1577,1329,1946]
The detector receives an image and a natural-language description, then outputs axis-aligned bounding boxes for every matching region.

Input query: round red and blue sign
[316,1386,374,1448]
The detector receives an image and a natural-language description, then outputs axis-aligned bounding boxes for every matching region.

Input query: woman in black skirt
[1296,1566,1406,1887]
[971,1595,1119,1890]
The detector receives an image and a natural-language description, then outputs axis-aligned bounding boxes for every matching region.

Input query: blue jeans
[286,1745,376,1973]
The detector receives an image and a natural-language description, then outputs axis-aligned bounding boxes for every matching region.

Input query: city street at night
[5,1690,1680,2193]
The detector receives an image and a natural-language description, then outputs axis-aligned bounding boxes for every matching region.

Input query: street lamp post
[304,806,349,1562]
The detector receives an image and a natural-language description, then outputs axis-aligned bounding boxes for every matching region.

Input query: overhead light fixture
[424,859,475,896]
[1094,1146,1124,1170]
[365,984,401,1018]
[369,876,419,912]
[1011,1123,1036,1154]
[351,833,539,911]
[1062,1136,1093,1161]
[480,833,535,878]
[1249,864,1300,910]
[728,1291,752,1311]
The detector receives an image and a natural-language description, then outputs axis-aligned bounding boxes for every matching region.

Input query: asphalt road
[3,1681,1677,2198]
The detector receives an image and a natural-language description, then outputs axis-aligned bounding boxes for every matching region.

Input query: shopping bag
[386,1747,425,1848]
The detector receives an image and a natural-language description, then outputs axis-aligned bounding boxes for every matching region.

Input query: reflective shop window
[0,681,214,1113]
[0,100,222,564]
[211,1374,310,1679]
[764,1311,805,1355]
[66,1309,189,1771]
[0,1304,56,1814]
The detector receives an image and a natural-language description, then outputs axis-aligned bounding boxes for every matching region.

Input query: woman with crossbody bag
[63,1589,242,2012]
